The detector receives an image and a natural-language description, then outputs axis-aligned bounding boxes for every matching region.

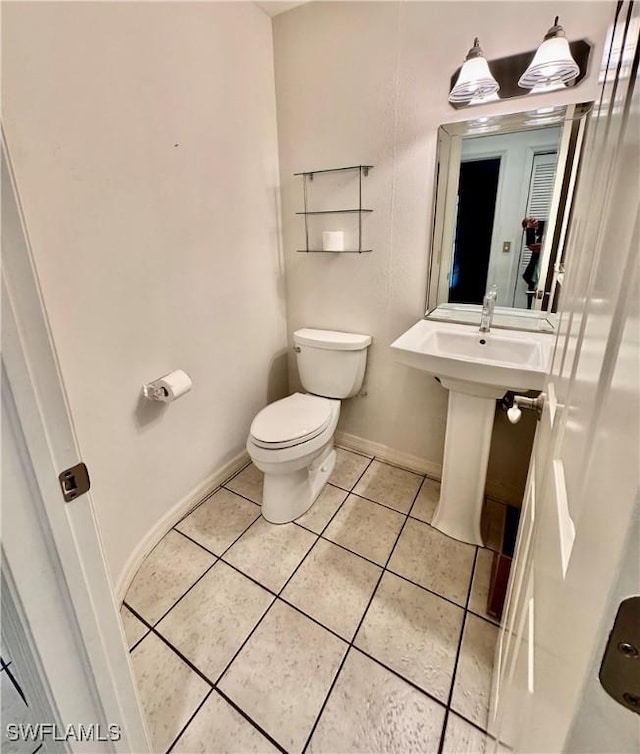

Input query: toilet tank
[293,328,372,399]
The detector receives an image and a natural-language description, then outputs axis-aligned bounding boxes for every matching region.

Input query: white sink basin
[391,319,553,396]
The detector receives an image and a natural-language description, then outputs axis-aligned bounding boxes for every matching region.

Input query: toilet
[247,328,372,523]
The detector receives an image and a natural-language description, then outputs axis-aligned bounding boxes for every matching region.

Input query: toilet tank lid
[293,329,372,351]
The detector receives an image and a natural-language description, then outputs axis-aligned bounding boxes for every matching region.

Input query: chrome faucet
[479,285,498,333]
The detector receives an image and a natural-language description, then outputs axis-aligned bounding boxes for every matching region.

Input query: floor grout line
[149,626,216,687]
[300,474,423,754]
[165,687,214,754]
[363,456,426,476]
[333,488,416,516]
[221,459,253,486]
[292,457,373,538]
[334,444,374,460]
[131,594,289,751]
[172,500,496,624]
[323,448,375,489]
[218,558,285,599]
[303,528,473,613]
[124,500,262,642]
[171,526,224,559]
[445,707,502,744]
[212,597,277,688]
[293,490,349,537]
[172,454,259,526]
[122,604,153,653]
[349,644,449,711]
[122,601,153,628]
[142,559,218,631]
[207,500,345,691]
[263,455,377,601]
[467,606,503,630]
[131,535,497,681]
[277,595,350,645]
[437,546,480,754]
[218,485,263,507]
[128,451,503,752]
[143,630,289,754]
[273,535,322,597]
[213,687,288,754]
[129,511,263,637]
[173,487,220,527]
[218,452,378,609]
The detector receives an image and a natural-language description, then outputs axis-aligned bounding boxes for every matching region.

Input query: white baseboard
[115,450,250,603]
[336,431,521,507]
[116,432,522,602]
[335,431,442,480]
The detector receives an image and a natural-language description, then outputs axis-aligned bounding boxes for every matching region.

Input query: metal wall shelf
[295,209,373,216]
[296,249,373,254]
[294,165,373,178]
[296,164,373,254]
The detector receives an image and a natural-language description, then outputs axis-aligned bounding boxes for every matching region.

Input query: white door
[491,4,640,752]
[2,136,150,752]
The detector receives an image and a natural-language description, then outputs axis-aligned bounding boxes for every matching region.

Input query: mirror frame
[426,102,593,330]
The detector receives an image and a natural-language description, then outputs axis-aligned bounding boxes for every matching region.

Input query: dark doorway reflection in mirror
[450,157,501,304]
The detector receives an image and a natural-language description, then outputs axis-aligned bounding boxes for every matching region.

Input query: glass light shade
[529,79,568,95]
[518,36,580,89]
[449,56,500,104]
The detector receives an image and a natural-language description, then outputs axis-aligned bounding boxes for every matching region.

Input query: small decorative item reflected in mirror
[448,18,591,108]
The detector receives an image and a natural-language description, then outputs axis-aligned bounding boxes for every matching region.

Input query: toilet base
[261,444,336,524]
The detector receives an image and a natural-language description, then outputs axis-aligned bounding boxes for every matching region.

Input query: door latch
[58,462,91,502]
[599,596,640,714]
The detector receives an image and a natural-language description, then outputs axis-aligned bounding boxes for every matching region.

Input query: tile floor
[121,448,509,754]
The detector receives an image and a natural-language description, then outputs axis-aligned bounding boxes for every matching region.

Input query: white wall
[3,2,288,586]
[273,0,613,502]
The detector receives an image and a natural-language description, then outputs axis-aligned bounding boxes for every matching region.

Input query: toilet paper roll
[323,231,345,252]
[151,370,192,402]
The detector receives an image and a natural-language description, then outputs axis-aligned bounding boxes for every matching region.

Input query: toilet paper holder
[142,381,170,401]
[142,370,193,403]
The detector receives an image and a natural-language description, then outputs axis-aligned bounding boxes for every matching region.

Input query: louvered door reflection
[513,153,558,308]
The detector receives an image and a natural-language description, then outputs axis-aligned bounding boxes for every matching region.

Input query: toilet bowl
[246,329,371,524]
[247,393,340,523]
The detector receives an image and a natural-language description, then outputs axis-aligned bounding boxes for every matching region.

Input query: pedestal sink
[390,319,553,545]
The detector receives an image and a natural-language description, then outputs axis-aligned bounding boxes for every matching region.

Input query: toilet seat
[249,392,333,450]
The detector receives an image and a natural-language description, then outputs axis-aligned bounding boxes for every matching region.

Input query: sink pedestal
[390,318,553,547]
[432,379,504,546]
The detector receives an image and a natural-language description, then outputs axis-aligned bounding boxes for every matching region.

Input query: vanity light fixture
[518,17,580,89]
[448,38,500,104]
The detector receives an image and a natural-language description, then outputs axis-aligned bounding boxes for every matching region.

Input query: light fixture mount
[544,16,564,41]
[466,38,483,59]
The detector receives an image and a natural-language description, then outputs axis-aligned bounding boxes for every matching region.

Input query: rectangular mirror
[426,102,592,332]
